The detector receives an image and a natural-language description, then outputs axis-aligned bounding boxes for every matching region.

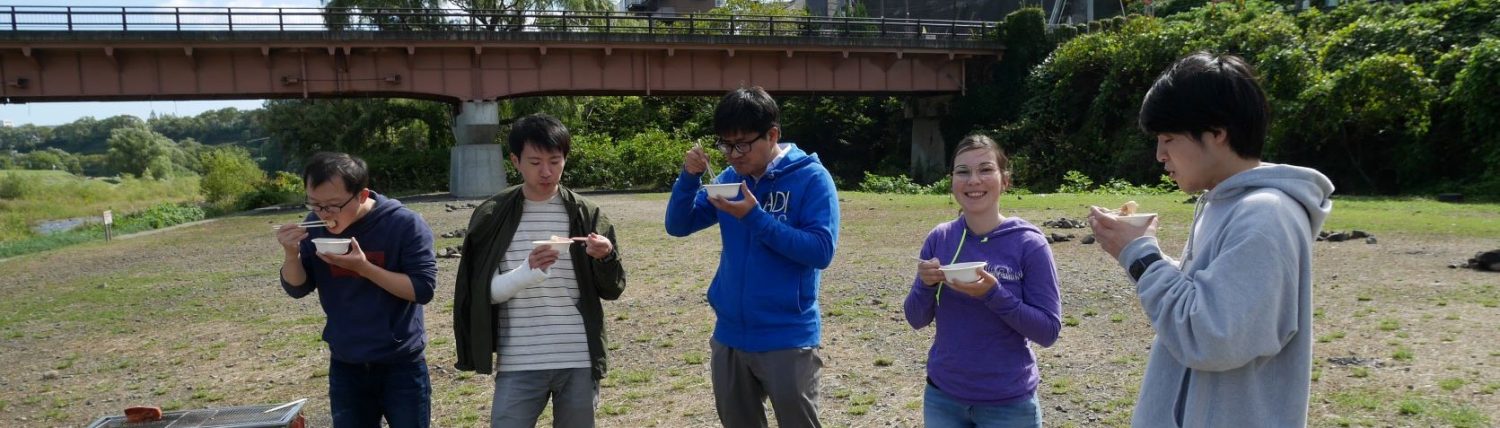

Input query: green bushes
[200,146,266,212]
[0,171,200,242]
[0,173,27,199]
[978,0,1500,195]
[113,202,205,230]
[857,173,949,195]
[1448,39,1500,192]
[239,171,305,211]
[105,126,177,179]
[564,129,702,190]
[0,201,205,259]
[363,147,448,193]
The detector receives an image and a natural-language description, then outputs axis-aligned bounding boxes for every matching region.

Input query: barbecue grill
[85,400,307,428]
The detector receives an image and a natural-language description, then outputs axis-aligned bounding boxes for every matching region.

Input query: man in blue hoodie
[275,152,438,428]
[1088,52,1334,427]
[666,87,840,428]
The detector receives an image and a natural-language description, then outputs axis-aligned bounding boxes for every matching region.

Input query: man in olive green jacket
[453,113,626,428]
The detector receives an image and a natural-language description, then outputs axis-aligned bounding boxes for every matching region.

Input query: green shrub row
[0,202,204,259]
[981,0,1500,196]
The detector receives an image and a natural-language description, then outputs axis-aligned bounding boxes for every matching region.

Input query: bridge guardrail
[0,6,997,42]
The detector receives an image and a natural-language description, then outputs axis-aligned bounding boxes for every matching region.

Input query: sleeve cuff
[1117,236,1161,269]
[673,170,704,192]
[983,286,1020,314]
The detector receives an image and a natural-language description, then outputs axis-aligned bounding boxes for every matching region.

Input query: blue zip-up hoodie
[280,192,438,364]
[665,144,840,352]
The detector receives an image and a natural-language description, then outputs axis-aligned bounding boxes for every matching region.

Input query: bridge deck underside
[0,38,989,103]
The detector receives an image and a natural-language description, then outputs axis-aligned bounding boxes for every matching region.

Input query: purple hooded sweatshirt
[903,215,1062,405]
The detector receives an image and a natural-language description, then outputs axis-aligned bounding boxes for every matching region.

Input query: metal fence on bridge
[0,6,997,41]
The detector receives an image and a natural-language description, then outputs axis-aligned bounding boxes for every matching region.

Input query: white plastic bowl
[1115,213,1158,227]
[704,183,741,199]
[531,239,573,252]
[938,261,987,283]
[311,238,351,255]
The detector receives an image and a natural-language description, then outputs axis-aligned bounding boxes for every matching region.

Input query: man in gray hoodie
[1088,52,1335,427]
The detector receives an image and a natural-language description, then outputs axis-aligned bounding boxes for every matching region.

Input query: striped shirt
[494,194,591,372]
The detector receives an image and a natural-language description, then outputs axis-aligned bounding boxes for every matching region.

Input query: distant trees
[3,107,269,178]
[105,127,176,179]
[967,0,1500,195]
[199,146,265,206]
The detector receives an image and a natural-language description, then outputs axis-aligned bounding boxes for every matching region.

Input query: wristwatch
[1129,253,1163,281]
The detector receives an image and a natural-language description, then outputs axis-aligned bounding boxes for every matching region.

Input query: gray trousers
[490,367,597,428]
[710,339,823,428]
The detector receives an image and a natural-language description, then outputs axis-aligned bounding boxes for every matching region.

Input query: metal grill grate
[86,401,305,428]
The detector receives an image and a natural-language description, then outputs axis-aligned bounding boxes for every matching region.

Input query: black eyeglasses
[714,130,768,155]
[306,192,359,214]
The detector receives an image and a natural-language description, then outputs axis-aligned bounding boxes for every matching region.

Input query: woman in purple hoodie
[904,134,1063,427]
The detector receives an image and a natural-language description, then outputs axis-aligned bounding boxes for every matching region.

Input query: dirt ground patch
[1,192,1495,427]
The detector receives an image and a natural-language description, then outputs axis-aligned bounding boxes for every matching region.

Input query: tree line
[962,0,1500,196]
[5,0,1496,199]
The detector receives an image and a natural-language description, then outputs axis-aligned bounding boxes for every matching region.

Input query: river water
[32,216,101,235]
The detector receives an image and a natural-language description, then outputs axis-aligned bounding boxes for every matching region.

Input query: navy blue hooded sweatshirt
[281,192,437,364]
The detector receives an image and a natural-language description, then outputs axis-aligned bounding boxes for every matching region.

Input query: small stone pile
[1042,217,1087,229]
[440,228,468,239]
[444,202,479,212]
[1318,230,1377,244]
[1046,233,1077,244]
[438,244,464,259]
[1451,249,1500,271]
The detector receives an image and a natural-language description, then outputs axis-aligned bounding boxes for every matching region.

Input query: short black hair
[303,152,368,194]
[713,86,780,136]
[507,113,571,158]
[1138,52,1270,159]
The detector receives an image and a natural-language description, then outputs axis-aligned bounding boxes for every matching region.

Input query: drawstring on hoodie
[936,229,971,306]
[1181,191,1208,268]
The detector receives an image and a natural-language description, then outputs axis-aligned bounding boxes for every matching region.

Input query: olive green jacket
[453,185,626,380]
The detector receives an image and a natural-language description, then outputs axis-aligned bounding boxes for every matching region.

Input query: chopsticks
[272,220,328,230]
[693,142,718,184]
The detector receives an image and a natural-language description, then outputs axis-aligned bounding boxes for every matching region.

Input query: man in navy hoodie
[275,152,438,428]
[666,87,840,428]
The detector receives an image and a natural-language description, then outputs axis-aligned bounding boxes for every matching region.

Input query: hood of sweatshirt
[744,144,820,183]
[956,214,1045,243]
[1205,163,1334,238]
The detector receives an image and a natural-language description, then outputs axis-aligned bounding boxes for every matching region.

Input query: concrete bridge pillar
[907,96,952,183]
[449,101,507,198]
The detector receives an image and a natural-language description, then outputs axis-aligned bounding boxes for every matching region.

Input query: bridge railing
[0,6,997,41]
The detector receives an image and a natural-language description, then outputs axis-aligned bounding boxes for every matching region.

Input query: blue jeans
[490,367,598,428]
[923,383,1042,428]
[328,357,431,428]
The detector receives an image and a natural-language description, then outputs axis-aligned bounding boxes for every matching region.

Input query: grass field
[0,170,201,242]
[0,191,1495,427]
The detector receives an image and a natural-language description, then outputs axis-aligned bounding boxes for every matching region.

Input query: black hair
[1138,52,1270,159]
[303,151,369,194]
[507,113,572,158]
[713,86,780,136]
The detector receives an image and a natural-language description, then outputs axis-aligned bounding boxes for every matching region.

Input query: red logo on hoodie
[331,251,385,278]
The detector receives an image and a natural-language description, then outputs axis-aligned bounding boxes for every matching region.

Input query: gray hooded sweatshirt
[1117,163,1334,427]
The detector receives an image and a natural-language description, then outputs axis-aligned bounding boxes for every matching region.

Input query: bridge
[0,6,1004,197]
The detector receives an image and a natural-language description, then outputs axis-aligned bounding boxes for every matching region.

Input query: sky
[0,0,323,126]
